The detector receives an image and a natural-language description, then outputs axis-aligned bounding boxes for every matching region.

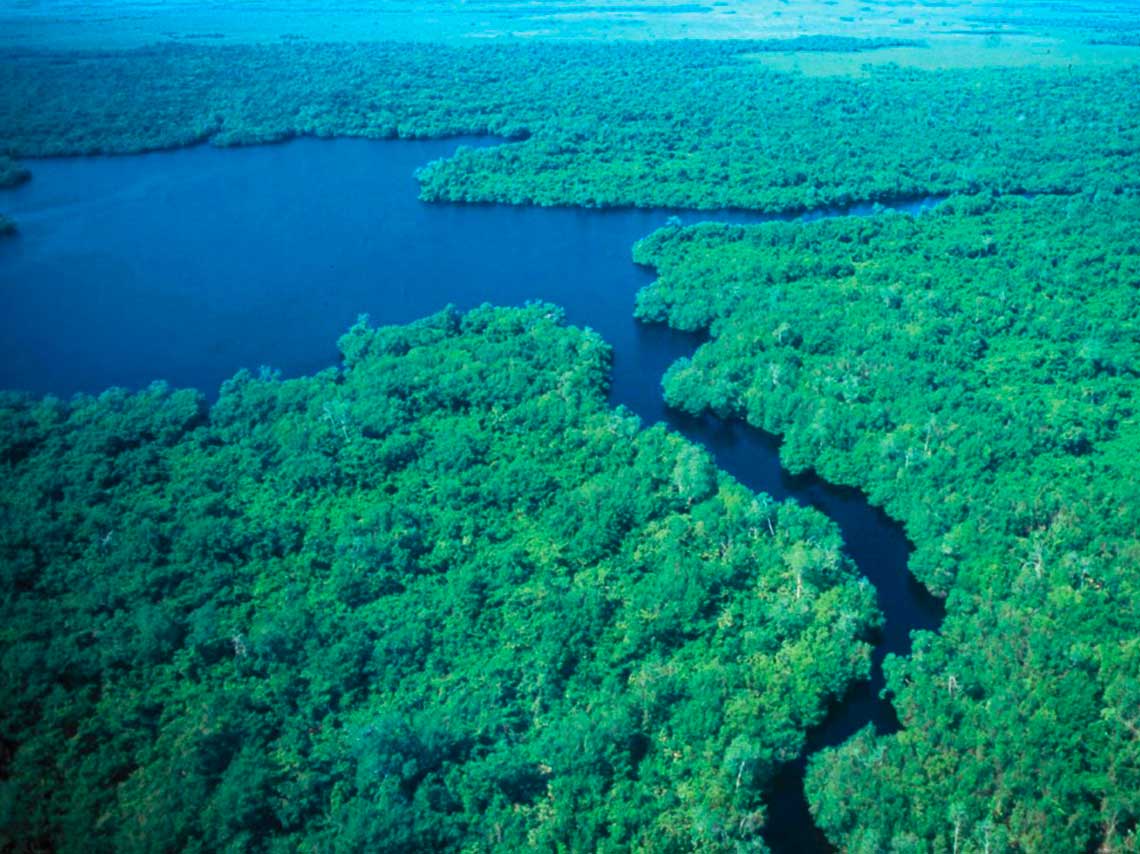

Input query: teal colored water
[0,137,943,852]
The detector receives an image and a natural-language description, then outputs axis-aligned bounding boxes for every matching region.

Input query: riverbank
[2,24,1136,852]
[0,134,950,851]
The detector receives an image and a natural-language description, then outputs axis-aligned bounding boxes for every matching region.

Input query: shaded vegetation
[0,155,29,189]
[730,35,925,53]
[632,193,1140,852]
[0,304,879,852]
[0,155,28,232]
[1089,32,1140,47]
[1,40,1138,212]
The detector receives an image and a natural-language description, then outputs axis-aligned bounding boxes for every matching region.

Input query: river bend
[0,136,945,852]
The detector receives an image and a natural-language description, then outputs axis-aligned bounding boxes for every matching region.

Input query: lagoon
[0,136,943,852]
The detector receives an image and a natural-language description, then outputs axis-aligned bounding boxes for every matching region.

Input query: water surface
[0,136,943,852]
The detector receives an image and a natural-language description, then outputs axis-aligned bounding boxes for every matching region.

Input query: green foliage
[0,305,878,851]
[1,41,1139,212]
[633,193,1140,852]
[3,31,1139,854]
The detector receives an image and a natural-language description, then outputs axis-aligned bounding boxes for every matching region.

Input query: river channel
[0,136,944,851]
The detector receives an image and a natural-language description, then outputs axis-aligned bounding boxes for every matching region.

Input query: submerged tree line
[0,33,1138,854]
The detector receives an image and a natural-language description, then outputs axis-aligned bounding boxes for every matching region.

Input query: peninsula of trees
[0,32,1138,853]
[1,40,1137,212]
[0,305,878,851]
[633,193,1140,852]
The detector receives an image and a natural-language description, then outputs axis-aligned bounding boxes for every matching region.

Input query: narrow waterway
[0,136,944,851]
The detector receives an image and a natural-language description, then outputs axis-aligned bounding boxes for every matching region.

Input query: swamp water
[0,136,944,852]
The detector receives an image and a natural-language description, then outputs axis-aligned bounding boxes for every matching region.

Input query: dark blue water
[0,137,943,852]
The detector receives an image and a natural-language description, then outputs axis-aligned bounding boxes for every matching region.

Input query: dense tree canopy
[0,304,879,852]
[2,28,1139,854]
[1,40,1138,214]
[632,193,1140,852]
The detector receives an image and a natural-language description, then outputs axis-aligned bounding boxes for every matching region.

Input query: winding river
[0,136,944,852]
